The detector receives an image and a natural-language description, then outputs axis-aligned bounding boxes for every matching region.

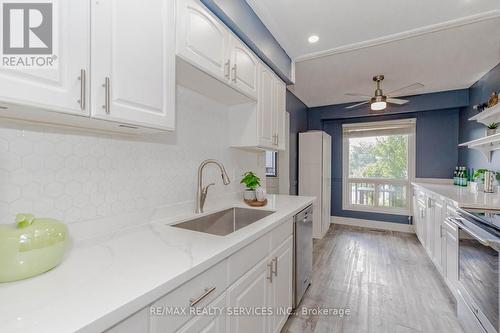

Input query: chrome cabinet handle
[231,64,237,83]
[224,60,230,79]
[77,69,86,111]
[272,257,278,277]
[272,133,278,145]
[276,133,279,146]
[189,287,216,307]
[102,77,110,114]
[267,262,273,282]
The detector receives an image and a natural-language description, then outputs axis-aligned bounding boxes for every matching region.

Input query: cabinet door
[416,201,426,246]
[177,293,226,333]
[426,198,435,257]
[91,0,175,130]
[258,65,275,148]
[227,257,271,333]
[177,0,230,81]
[432,200,444,273]
[229,36,258,99]
[321,134,332,237]
[444,221,459,289]
[274,77,286,151]
[269,237,293,333]
[0,0,89,115]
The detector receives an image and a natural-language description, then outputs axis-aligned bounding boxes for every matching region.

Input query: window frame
[342,119,416,216]
[265,151,278,177]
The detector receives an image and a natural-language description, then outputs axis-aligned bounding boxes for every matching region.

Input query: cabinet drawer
[271,218,293,249]
[228,233,270,285]
[150,259,228,333]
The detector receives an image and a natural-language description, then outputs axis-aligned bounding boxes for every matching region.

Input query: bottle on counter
[458,167,465,187]
[462,167,468,187]
[453,167,459,185]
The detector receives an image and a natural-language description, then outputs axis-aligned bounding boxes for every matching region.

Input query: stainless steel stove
[454,207,499,333]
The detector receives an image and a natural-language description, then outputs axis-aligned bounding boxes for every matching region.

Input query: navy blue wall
[308,89,468,224]
[201,0,293,84]
[459,63,500,169]
[286,91,308,195]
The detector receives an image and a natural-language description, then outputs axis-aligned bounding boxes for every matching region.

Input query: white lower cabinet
[227,256,272,333]
[269,237,293,333]
[111,219,294,333]
[412,185,459,297]
[227,235,293,333]
[432,199,444,274]
[443,216,459,292]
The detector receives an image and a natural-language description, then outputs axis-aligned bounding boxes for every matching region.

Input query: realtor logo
[1,1,57,68]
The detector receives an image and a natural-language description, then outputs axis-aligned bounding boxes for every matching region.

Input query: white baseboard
[331,216,415,233]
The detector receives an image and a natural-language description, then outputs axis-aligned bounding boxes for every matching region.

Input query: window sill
[343,204,409,216]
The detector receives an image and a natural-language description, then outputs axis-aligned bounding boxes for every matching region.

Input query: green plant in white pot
[240,171,260,201]
[486,123,498,136]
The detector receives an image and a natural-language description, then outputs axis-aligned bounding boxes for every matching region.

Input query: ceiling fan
[345,75,424,111]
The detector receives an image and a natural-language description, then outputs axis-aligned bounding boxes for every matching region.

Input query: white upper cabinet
[258,65,275,148]
[176,0,230,81]
[274,77,286,150]
[0,0,89,116]
[91,0,175,130]
[229,36,258,99]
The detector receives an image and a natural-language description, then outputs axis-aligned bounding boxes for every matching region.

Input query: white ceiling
[247,0,500,107]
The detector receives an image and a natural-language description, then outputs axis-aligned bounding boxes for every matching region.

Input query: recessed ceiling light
[308,35,319,44]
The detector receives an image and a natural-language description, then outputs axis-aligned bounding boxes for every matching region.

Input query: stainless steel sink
[172,207,274,236]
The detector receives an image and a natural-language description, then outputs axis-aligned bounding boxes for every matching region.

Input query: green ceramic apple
[0,214,68,283]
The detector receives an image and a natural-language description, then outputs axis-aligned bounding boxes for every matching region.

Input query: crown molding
[295,10,500,62]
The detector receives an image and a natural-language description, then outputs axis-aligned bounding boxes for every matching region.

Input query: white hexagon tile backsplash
[0,86,264,227]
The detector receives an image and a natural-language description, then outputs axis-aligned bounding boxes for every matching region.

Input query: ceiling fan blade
[386,83,424,96]
[345,101,369,109]
[345,93,372,98]
[387,98,409,105]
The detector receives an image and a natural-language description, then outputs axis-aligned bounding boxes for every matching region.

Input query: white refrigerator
[298,131,332,239]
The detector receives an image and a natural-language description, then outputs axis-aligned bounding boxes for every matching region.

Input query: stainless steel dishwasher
[293,205,313,308]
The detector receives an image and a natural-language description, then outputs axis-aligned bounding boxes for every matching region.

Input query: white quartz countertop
[412,182,500,210]
[0,194,315,333]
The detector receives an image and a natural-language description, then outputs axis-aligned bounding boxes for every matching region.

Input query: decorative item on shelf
[240,171,260,201]
[487,91,498,108]
[486,122,498,136]
[473,103,489,112]
[473,169,500,192]
[255,186,267,202]
[0,214,68,283]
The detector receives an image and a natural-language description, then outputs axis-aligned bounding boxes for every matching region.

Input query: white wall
[0,86,264,238]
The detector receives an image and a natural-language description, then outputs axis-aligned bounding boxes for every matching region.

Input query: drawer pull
[102,77,110,114]
[189,287,216,307]
[267,262,273,282]
[77,69,86,111]
[272,257,278,277]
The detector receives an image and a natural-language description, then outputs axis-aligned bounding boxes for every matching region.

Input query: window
[342,119,415,215]
[265,151,278,177]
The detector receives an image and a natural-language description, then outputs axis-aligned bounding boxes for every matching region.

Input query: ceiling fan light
[371,101,387,111]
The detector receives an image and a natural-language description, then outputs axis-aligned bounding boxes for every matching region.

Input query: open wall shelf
[468,104,500,126]
[459,132,500,162]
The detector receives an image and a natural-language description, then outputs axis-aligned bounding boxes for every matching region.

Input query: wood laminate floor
[282,224,464,333]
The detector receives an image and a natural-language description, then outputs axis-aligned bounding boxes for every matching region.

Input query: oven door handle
[446,217,490,246]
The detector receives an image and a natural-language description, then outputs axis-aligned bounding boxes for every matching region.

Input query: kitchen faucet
[196,159,231,213]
